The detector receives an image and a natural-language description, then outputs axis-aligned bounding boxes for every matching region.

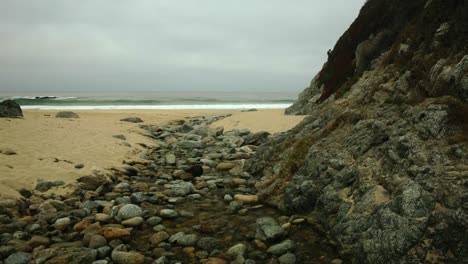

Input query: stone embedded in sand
[113,134,127,140]
[35,180,65,192]
[0,148,17,155]
[55,111,79,118]
[120,117,143,123]
[97,227,131,240]
[234,194,258,204]
[0,99,23,118]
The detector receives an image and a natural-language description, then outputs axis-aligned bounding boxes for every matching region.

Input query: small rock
[279,253,296,264]
[92,260,109,264]
[96,246,112,259]
[224,194,233,202]
[53,217,71,230]
[204,258,227,264]
[120,117,143,123]
[95,213,112,223]
[111,250,145,264]
[165,154,177,165]
[117,204,143,220]
[35,180,65,192]
[0,148,16,155]
[97,227,131,240]
[89,235,108,249]
[27,236,50,248]
[74,163,85,169]
[0,246,15,258]
[227,243,247,257]
[153,256,168,264]
[179,140,203,149]
[113,134,127,140]
[73,219,91,232]
[121,216,144,227]
[4,252,31,264]
[234,194,258,204]
[130,192,148,204]
[267,240,295,256]
[159,209,178,218]
[56,111,80,118]
[149,231,170,246]
[216,162,236,171]
[169,232,198,246]
[146,216,163,226]
[197,237,223,252]
[256,217,284,241]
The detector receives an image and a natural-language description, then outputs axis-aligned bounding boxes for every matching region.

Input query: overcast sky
[0,1,364,94]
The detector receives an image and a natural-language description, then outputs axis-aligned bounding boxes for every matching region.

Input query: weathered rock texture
[0,100,23,118]
[249,0,468,263]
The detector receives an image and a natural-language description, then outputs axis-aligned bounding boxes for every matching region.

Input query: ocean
[0,90,297,110]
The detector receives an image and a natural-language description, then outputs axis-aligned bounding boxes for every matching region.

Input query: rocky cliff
[248,0,468,263]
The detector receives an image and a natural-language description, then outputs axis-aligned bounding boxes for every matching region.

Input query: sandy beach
[0,109,304,198]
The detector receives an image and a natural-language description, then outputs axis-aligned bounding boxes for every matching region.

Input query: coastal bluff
[248,0,467,263]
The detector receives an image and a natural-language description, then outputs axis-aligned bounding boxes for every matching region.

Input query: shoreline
[0,109,305,198]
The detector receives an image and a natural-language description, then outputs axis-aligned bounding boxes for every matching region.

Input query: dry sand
[0,109,304,198]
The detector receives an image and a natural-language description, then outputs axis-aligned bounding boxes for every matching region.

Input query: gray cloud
[0,0,365,94]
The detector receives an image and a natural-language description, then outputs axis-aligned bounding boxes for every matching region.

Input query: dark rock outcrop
[249,0,468,263]
[0,100,23,118]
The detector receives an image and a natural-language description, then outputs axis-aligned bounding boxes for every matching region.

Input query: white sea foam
[21,104,292,110]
